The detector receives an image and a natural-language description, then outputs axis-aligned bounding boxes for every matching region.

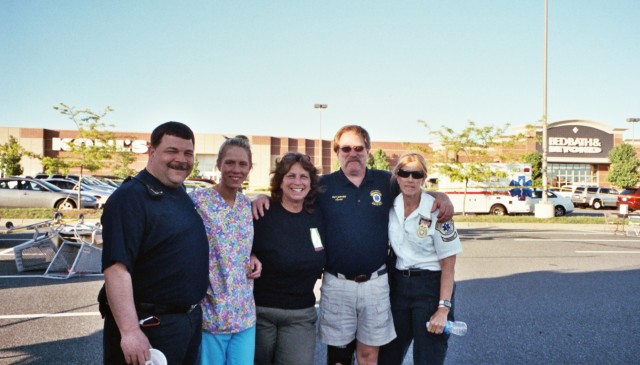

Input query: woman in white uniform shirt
[378,152,463,365]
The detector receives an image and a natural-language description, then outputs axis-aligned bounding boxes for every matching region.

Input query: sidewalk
[456,221,602,231]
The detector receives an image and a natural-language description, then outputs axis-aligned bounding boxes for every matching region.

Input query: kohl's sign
[52,138,149,154]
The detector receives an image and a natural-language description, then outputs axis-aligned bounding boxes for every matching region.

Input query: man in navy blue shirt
[100,122,209,365]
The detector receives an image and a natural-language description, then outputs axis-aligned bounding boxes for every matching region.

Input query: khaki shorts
[318,270,396,347]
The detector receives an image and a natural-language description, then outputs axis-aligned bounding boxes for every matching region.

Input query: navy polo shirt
[101,169,209,306]
[316,168,394,277]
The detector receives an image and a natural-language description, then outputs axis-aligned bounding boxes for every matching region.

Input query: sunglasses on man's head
[397,169,425,179]
[339,145,365,153]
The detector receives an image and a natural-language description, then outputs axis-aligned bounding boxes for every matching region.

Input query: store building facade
[0,126,429,190]
[537,120,627,187]
[0,119,633,189]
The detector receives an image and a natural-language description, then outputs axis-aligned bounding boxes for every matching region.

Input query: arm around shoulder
[251,194,271,220]
[426,191,454,222]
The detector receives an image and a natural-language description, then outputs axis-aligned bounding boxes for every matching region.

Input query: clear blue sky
[2,0,639,142]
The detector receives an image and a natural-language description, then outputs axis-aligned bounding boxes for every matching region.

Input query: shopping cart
[5,213,103,278]
[6,213,63,272]
[43,215,103,279]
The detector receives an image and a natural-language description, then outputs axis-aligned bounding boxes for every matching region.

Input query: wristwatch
[438,299,452,309]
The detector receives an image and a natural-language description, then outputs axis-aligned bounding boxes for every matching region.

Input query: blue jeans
[378,269,455,365]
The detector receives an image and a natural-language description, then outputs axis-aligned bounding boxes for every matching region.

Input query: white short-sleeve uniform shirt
[388,192,463,271]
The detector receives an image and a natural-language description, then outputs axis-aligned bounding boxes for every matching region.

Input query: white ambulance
[428,163,533,215]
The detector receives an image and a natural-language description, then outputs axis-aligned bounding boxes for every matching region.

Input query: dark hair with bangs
[269,152,319,213]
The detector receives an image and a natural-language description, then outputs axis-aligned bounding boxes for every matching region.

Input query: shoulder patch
[436,220,458,242]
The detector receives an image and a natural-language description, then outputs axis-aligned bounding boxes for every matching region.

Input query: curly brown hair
[269,152,319,213]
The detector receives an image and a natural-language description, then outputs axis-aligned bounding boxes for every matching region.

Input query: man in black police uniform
[99,121,209,365]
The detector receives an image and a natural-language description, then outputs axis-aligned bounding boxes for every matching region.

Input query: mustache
[168,162,190,171]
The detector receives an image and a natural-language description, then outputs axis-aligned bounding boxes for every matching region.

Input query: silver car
[572,186,619,209]
[0,177,98,210]
[44,178,112,208]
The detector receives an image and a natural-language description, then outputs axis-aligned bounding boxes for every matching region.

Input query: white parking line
[0,274,104,279]
[575,251,640,254]
[0,248,15,255]
[515,238,638,242]
[0,312,100,319]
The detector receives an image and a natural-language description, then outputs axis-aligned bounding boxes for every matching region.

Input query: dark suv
[617,187,640,211]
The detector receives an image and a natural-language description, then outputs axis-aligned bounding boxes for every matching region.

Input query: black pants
[379,269,455,365]
[103,306,202,365]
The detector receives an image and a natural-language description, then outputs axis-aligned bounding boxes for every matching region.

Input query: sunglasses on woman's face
[397,169,425,179]
[339,145,365,153]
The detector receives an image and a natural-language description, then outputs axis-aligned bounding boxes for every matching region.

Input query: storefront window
[549,163,597,186]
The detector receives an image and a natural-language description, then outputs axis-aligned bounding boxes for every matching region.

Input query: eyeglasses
[397,169,425,179]
[281,152,311,162]
[339,145,365,153]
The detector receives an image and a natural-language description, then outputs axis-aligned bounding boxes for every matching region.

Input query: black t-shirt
[252,202,326,309]
[101,169,209,306]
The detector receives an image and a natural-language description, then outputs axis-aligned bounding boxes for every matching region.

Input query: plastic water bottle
[426,320,467,336]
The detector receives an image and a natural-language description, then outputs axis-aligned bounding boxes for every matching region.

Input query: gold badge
[417,225,428,238]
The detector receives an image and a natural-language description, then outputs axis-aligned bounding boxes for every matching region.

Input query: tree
[111,150,137,178]
[523,151,542,188]
[41,157,71,175]
[425,120,528,215]
[367,149,390,171]
[189,158,201,178]
[607,143,640,188]
[0,135,40,177]
[53,103,117,209]
[53,103,117,176]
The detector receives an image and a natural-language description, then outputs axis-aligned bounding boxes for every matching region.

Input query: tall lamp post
[627,117,640,141]
[536,0,555,218]
[314,104,328,173]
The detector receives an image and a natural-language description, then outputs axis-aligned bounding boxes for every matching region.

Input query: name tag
[310,228,324,251]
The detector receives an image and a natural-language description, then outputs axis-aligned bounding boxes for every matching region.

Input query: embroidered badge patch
[435,220,458,242]
[418,217,432,228]
[370,190,383,206]
[417,216,431,238]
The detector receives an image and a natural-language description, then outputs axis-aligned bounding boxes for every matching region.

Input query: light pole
[627,117,640,141]
[536,0,555,218]
[314,104,327,173]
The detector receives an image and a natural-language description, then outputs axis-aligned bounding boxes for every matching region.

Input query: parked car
[0,177,98,210]
[44,178,112,208]
[526,189,574,217]
[184,178,216,194]
[617,187,640,211]
[65,175,117,192]
[93,175,125,188]
[553,185,580,199]
[572,186,619,209]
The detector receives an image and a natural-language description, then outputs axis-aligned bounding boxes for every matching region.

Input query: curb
[455,222,602,231]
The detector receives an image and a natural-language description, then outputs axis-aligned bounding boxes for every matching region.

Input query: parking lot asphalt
[1,220,639,364]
